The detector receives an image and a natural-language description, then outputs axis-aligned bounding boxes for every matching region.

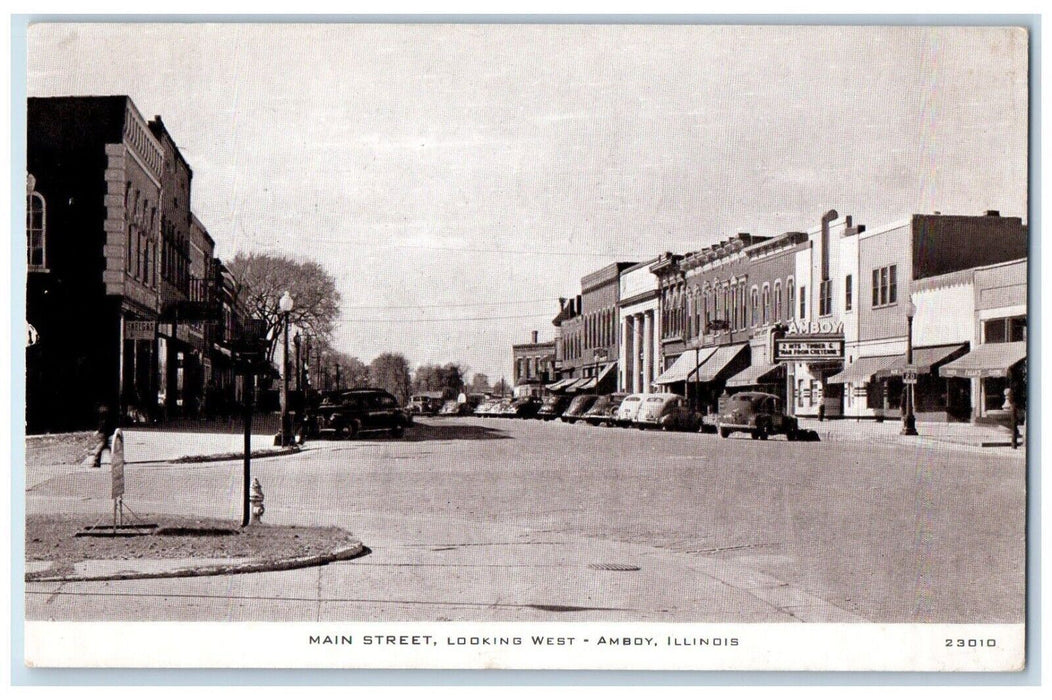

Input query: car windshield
[646,397,664,402]
[624,397,640,403]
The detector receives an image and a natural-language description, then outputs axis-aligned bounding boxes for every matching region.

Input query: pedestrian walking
[86,402,117,468]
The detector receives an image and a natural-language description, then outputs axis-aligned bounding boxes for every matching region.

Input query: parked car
[561,394,599,423]
[474,398,501,417]
[536,394,573,421]
[312,388,409,439]
[505,396,542,419]
[614,393,647,427]
[582,393,628,426]
[407,394,444,416]
[492,398,516,417]
[633,393,702,431]
[438,399,461,415]
[716,391,800,440]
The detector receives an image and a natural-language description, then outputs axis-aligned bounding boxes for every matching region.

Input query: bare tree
[227,252,341,362]
[369,352,412,404]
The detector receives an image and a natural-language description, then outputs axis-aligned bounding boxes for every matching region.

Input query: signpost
[77,428,156,537]
[903,366,919,385]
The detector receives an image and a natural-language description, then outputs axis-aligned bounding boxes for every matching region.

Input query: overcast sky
[28,23,1029,381]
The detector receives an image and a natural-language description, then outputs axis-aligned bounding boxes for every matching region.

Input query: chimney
[531,330,539,344]
[985,210,1001,217]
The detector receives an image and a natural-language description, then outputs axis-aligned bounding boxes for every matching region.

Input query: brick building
[26,96,237,432]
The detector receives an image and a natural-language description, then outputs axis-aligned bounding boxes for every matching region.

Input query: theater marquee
[774,338,844,361]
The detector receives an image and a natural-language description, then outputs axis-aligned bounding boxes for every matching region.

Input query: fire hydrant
[249,478,265,524]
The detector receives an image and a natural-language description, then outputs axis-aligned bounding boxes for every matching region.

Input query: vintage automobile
[536,394,573,421]
[716,391,800,440]
[407,393,444,416]
[581,393,628,426]
[313,388,410,439]
[474,398,502,417]
[633,393,703,431]
[561,394,599,423]
[614,393,646,427]
[503,396,542,419]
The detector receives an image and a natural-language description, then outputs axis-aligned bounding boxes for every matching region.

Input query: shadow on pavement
[308,422,511,443]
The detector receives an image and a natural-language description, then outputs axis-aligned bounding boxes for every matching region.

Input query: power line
[342,298,557,311]
[336,312,554,323]
[315,238,654,259]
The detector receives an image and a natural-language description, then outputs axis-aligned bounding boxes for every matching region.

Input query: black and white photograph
[19,20,1029,672]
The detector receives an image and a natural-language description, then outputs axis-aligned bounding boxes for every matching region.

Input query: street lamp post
[278,291,294,446]
[901,297,918,436]
[293,331,301,392]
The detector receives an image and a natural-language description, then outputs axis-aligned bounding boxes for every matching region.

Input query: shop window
[984,377,1008,412]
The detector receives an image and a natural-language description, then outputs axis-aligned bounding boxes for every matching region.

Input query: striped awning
[726,362,783,388]
[654,347,718,384]
[694,344,748,383]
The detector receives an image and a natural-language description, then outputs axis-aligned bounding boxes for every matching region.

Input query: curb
[171,445,302,464]
[25,538,365,583]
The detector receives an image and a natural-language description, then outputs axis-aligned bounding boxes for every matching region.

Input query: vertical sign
[111,428,125,499]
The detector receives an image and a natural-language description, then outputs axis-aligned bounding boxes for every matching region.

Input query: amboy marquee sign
[774,320,845,362]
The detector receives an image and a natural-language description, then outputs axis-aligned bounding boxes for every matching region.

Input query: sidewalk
[796,416,1025,451]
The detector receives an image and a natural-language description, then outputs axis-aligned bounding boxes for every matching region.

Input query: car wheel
[757,422,769,440]
[751,428,760,440]
[391,423,405,438]
[346,421,360,439]
[719,427,730,438]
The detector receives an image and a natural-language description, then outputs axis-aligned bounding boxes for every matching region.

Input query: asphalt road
[25,416,1025,624]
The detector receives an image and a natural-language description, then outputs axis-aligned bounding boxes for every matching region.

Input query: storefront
[774,322,845,418]
[939,341,1026,420]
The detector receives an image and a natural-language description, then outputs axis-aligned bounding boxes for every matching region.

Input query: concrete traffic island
[24,513,365,583]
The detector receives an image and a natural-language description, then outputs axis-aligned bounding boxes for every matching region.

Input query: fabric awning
[654,347,717,384]
[939,341,1027,379]
[875,344,969,378]
[563,377,591,392]
[547,378,575,391]
[579,362,617,392]
[827,355,899,384]
[726,362,784,388]
[694,343,749,383]
[576,378,598,390]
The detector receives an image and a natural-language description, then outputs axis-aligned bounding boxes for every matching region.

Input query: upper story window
[786,279,795,320]
[774,281,783,321]
[762,284,771,325]
[871,265,898,308]
[819,279,833,316]
[750,287,759,327]
[26,176,46,270]
[845,274,853,312]
[799,285,807,319]
[984,316,1026,344]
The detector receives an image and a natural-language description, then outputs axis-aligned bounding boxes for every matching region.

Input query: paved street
[25,417,1025,624]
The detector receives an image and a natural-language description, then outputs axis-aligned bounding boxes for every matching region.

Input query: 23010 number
[945,639,996,648]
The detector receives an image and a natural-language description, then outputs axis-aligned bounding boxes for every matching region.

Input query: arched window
[26,178,46,269]
[786,277,795,321]
[774,281,783,321]
[762,284,771,325]
[751,286,759,327]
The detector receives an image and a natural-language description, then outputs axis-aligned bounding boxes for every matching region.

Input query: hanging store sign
[125,321,156,340]
[775,338,844,361]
